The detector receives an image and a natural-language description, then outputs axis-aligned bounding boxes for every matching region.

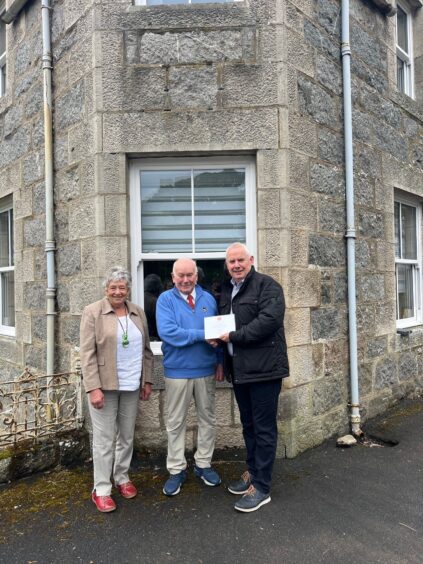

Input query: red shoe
[116,481,137,499]
[91,491,116,512]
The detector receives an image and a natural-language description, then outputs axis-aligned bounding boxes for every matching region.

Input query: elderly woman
[80,266,154,513]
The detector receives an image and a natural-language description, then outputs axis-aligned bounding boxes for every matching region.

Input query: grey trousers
[165,375,216,474]
[88,389,139,496]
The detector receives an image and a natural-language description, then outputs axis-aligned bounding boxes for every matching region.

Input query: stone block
[55,81,85,131]
[359,273,385,302]
[258,189,282,229]
[24,83,43,119]
[81,239,98,275]
[311,308,344,341]
[304,20,340,62]
[351,22,387,73]
[96,237,129,282]
[315,55,342,95]
[33,314,47,342]
[57,282,70,313]
[223,62,284,108]
[358,362,373,396]
[103,108,279,153]
[358,210,384,239]
[61,315,81,346]
[96,153,126,195]
[53,136,69,172]
[55,166,80,203]
[313,374,346,416]
[290,190,317,230]
[309,234,345,267]
[135,391,161,431]
[298,76,338,127]
[22,152,44,187]
[69,198,97,240]
[257,149,288,189]
[355,174,374,207]
[287,268,320,308]
[318,128,344,165]
[4,105,23,138]
[57,243,82,277]
[290,229,309,266]
[24,217,45,248]
[288,114,317,156]
[374,355,398,389]
[215,388,233,426]
[319,200,345,233]
[258,228,289,267]
[102,67,166,111]
[398,351,418,382]
[284,344,321,388]
[139,30,244,65]
[287,28,314,77]
[288,150,309,190]
[169,66,217,110]
[104,195,128,236]
[354,143,382,179]
[69,280,102,315]
[365,336,388,359]
[333,272,347,303]
[284,307,311,347]
[310,162,344,199]
[0,125,31,169]
[216,425,244,449]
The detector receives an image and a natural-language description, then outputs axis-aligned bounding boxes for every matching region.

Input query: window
[394,196,422,327]
[396,2,414,97]
[135,0,242,5]
[0,3,6,97]
[130,156,256,351]
[0,196,14,335]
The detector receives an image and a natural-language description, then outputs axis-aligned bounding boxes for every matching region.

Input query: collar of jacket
[100,297,140,316]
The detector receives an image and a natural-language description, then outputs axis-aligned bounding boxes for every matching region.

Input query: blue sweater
[156,285,221,378]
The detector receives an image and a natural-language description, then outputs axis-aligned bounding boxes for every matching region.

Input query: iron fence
[0,368,84,448]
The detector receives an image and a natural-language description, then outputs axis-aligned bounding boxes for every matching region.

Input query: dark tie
[187,294,195,310]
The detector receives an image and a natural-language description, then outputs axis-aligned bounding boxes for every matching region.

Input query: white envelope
[204,314,236,340]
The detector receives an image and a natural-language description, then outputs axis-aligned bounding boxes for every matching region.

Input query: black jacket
[219,267,289,384]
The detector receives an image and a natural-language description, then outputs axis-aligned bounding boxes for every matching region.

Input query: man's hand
[140,383,152,401]
[215,363,224,382]
[219,333,231,343]
[206,339,219,348]
[89,388,104,409]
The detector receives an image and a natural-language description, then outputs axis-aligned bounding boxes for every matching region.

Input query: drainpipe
[341,0,361,436]
[41,0,56,377]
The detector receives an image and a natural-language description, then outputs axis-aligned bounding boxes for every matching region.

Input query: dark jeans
[233,378,282,495]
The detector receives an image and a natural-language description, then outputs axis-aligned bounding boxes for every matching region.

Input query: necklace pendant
[122,332,129,347]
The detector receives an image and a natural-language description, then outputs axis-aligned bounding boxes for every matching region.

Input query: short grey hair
[225,242,251,259]
[172,258,198,275]
[103,266,132,290]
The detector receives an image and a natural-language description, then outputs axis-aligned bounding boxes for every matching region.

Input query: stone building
[0,0,422,458]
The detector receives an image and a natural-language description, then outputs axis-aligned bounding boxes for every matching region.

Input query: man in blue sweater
[156,258,224,496]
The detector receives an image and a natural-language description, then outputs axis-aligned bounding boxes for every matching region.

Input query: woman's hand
[140,383,152,401]
[89,388,104,409]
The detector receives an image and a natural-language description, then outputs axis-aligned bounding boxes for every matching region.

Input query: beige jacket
[80,297,154,393]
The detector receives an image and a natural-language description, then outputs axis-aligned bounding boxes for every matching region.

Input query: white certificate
[204,314,236,340]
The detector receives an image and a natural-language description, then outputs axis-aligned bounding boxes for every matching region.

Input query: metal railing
[0,368,84,448]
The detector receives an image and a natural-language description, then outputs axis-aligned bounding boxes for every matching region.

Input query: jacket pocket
[97,356,105,366]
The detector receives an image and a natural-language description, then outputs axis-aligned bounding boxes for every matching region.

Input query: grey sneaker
[234,485,271,513]
[227,470,252,495]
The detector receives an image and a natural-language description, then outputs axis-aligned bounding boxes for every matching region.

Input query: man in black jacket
[218,242,289,512]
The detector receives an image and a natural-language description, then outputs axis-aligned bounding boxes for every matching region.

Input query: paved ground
[0,399,422,564]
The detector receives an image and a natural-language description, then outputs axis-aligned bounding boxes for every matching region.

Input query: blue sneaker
[227,470,252,495]
[163,470,187,496]
[194,465,221,487]
[234,485,271,513]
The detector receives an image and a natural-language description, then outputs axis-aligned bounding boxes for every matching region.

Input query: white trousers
[88,389,139,496]
[165,375,216,474]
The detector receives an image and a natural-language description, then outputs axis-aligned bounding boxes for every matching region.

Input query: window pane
[394,201,401,258]
[1,270,15,327]
[193,168,246,252]
[0,20,5,56]
[396,264,414,320]
[141,170,193,253]
[401,203,417,260]
[0,209,10,267]
[143,259,225,340]
[397,57,405,93]
[397,7,408,53]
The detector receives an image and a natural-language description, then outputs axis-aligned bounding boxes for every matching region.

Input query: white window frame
[130,156,257,354]
[396,1,414,98]
[0,196,15,337]
[395,194,422,329]
[134,0,242,5]
[0,1,6,98]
